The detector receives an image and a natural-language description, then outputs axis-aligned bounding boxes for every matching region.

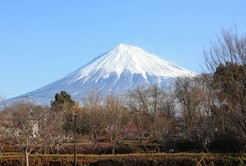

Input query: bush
[0,153,245,166]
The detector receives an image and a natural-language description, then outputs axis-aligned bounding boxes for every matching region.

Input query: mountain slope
[8,44,197,105]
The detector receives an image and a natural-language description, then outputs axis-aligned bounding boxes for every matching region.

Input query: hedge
[0,153,245,166]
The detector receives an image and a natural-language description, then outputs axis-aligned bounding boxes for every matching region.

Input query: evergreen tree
[51,91,75,112]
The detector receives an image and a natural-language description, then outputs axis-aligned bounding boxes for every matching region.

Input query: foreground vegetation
[0,153,246,166]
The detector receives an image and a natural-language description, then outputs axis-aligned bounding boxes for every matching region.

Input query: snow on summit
[72,44,195,80]
[8,44,197,105]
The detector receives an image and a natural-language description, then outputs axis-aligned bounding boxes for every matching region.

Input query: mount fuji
[8,44,197,105]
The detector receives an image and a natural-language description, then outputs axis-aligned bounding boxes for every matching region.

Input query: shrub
[0,153,245,166]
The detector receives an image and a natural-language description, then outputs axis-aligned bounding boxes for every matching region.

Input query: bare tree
[127,86,154,145]
[43,109,73,154]
[127,85,177,152]
[175,76,215,151]
[82,91,105,148]
[204,29,246,146]
[4,102,56,166]
[0,109,14,153]
[103,94,127,154]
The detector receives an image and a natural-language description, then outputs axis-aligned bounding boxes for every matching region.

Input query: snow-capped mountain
[8,44,196,105]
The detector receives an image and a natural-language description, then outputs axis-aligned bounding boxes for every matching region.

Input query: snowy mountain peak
[74,44,196,80]
[8,44,197,105]
[111,43,144,54]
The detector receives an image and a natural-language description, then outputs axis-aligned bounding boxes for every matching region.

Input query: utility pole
[73,103,79,166]
[28,94,32,117]
[73,113,77,166]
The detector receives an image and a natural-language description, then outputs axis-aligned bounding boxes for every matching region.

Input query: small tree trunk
[25,150,29,166]
[112,141,116,154]
[112,146,115,154]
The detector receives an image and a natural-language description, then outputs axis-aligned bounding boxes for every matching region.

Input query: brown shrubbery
[0,153,245,166]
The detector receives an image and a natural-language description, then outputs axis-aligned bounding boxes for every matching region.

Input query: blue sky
[0,0,246,98]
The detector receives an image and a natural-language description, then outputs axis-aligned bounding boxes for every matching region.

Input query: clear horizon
[0,0,246,98]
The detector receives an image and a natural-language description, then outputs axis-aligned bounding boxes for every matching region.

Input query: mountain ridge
[7,44,197,105]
